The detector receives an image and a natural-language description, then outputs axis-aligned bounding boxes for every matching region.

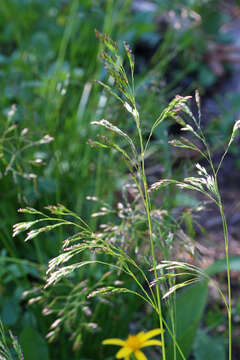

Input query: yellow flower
[102,328,163,360]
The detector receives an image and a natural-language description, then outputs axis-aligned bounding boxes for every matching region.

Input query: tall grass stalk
[191,111,233,360]
[218,192,232,360]
[152,104,240,360]
[196,118,233,360]
[135,107,166,358]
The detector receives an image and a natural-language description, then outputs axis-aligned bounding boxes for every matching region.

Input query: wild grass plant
[0,0,228,222]
[0,1,239,359]
[0,321,23,360]
[13,32,240,360]
[0,2,163,357]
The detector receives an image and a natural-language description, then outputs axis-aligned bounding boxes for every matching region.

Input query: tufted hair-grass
[13,33,240,360]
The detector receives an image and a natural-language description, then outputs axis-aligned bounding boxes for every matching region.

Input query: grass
[14,32,240,360]
[0,1,240,359]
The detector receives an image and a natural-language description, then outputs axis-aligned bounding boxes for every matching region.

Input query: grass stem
[134,109,166,360]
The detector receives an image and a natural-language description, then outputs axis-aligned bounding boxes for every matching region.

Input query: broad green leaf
[1,298,21,326]
[166,281,208,360]
[193,329,225,360]
[19,327,49,360]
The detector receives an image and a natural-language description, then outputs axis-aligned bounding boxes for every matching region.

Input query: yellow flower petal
[116,347,132,359]
[102,338,125,346]
[134,350,147,360]
[139,329,163,341]
[140,339,162,348]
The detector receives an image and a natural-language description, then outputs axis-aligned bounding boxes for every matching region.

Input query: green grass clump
[15,32,240,360]
[1,1,239,359]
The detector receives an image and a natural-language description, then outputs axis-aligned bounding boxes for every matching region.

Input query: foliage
[0,1,240,360]
[13,31,240,360]
[0,321,23,360]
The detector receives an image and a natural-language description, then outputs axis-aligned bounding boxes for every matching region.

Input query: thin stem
[134,108,166,360]
[208,279,229,313]
[194,124,232,359]
[218,200,232,360]
[207,159,232,360]
[124,256,158,309]
[168,277,177,360]
[162,317,186,360]
[102,240,158,308]
[216,143,231,175]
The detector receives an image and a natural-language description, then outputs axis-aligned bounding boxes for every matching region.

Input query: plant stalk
[135,111,166,360]
[219,201,232,360]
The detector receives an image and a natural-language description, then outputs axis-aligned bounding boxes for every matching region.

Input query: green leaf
[198,66,216,87]
[19,326,49,360]
[1,298,21,326]
[166,282,208,360]
[193,329,226,360]
[205,255,240,276]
